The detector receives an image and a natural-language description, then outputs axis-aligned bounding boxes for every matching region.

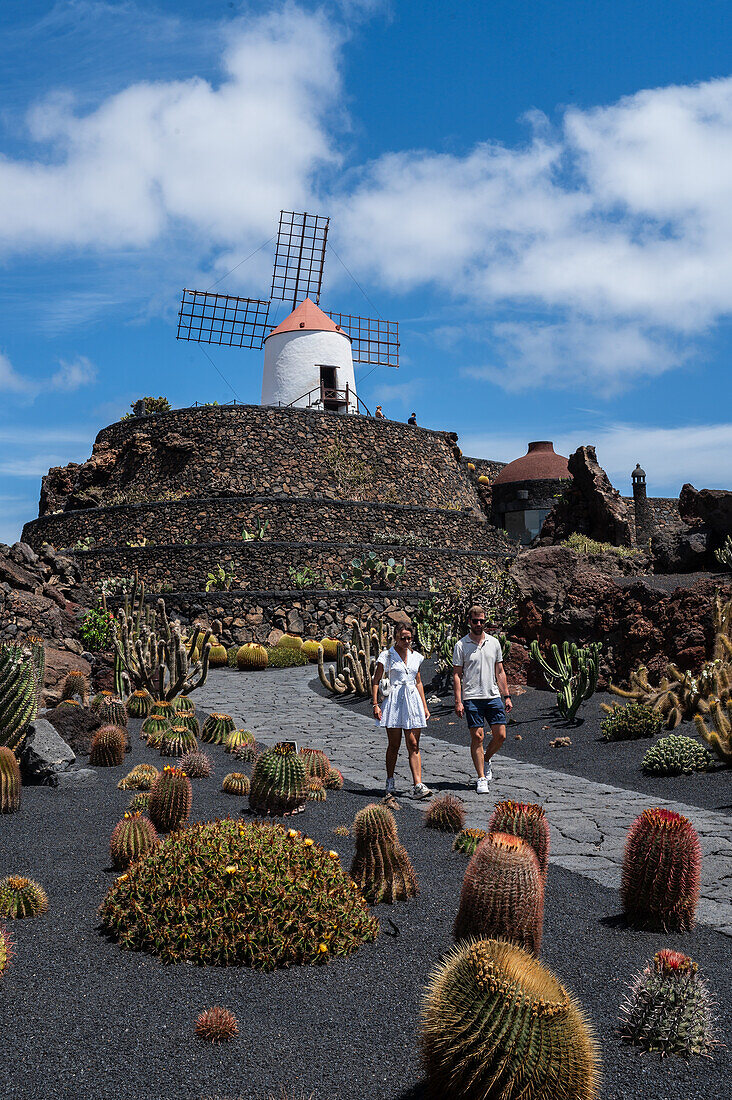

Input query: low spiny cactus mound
[621,809,701,931]
[642,736,714,776]
[117,763,159,791]
[61,669,89,702]
[452,828,486,856]
[180,750,213,779]
[126,689,153,719]
[324,768,344,791]
[601,702,663,741]
[160,725,198,758]
[0,922,12,975]
[454,833,544,955]
[146,729,165,749]
[422,939,600,1100]
[127,791,151,813]
[89,724,127,767]
[266,646,308,668]
[277,634,303,651]
[99,819,379,968]
[195,1006,238,1042]
[98,696,128,729]
[110,813,160,869]
[232,738,258,764]
[620,949,717,1057]
[147,766,192,832]
[225,728,254,755]
[350,803,418,904]
[306,778,327,802]
[0,746,21,813]
[249,743,308,817]
[424,793,465,833]
[333,825,350,837]
[208,645,229,669]
[91,690,115,713]
[201,713,235,745]
[226,645,239,667]
[488,800,551,882]
[236,643,268,671]
[0,875,48,919]
[299,747,331,781]
[141,713,171,743]
[222,772,250,796]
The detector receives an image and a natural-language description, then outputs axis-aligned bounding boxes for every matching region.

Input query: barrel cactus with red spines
[160,725,198,758]
[299,747,331,781]
[91,689,115,713]
[201,713,235,745]
[619,948,717,1057]
[222,772,250,796]
[249,743,308,816]
[148,766,193,832]
[454,832,544,955]
[488,800,550,882]
[180,750,212,779]
[452,828,486,856]
[0,875,48,919]
[195,1005,238,1042]
[324,767,344,790]
[422,939,600,1100]
[110,812,160,869]
[0,746,21,814]
[350,803,418,904]
[425,793,465,833]
[126,689,153,719]
[621,808,701,931]
[89,724,127,767]
[225,728,254,755]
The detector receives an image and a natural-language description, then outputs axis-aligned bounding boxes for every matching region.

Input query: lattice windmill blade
[271,210,329,306]
[176,290,271,349]
[326,312,400,368]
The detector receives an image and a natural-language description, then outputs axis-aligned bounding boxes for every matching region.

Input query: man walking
[452,605,513,793]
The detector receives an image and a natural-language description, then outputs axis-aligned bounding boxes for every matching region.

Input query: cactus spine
[0,637,45,753]
[306,777,327,801]
[619,949,717,1057]
[350,803,418,904]
[0,746,21,813]
[179,750,212,778]
[454,833,544,955]
[201,713,235,745]
[98,696,128,728]
[324,767,344,790]
[488,800,550,882]
[110,813,159,869]
[89,725,127,767]
[148,766,192,832]
[421,939,600,1100]
[694,697,732,762]
[621,808,701,931]
[249,743,308,816]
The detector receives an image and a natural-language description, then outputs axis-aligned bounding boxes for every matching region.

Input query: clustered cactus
[201,713,235,745]
[89,725,127,767]
[619,949,717,1057]
[249,743,308,817]
[454,833,544,956]
[117,763,159,791]
[306,778,326,802]
[98,819,379,968]
[642,735,714,775]
[488,800,550,882]
[452,828,486,856]
[0,637,45,753]
[222,772,250,796]
[0,875,48,919]
[621,808,701,931]
[110,813,159,869]
[317,618,388,697]
[601,702,663,741]
[529,639,601,722]
[350,803,418,904]
[0,746,21,813]
[195,1006,239,1042]
[147,766,192,832]
[421,939,600,1100]
[424,794,465,834]
[694,695,732,763]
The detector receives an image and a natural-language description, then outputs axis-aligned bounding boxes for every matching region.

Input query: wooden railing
[283,383,371,416]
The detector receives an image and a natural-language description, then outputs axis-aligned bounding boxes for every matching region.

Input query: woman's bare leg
[386,727,402,778]
[404,729,422,785]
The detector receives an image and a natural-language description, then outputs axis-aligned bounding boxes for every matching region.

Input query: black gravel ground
[1,713,730,1100]
[323,678,732,816]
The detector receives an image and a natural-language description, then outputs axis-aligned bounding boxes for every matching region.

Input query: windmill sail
[176,290,271,348]
[327,313,399,367]
[270,210,329,306]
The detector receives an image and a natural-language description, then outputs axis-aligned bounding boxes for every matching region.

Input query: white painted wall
[261,328,357,413]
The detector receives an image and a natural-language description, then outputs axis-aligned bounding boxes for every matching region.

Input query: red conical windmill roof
[266,298,347,338]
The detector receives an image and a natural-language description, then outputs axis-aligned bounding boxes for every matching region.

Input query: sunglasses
[470,619,486,625]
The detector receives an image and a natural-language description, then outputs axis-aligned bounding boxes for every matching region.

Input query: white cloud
[0,352,35,394]
[50,356,97,391]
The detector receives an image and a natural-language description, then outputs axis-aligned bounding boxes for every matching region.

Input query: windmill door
[319,365,343,411]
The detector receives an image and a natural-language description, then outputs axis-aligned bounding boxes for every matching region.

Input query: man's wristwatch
[503,695,512,702]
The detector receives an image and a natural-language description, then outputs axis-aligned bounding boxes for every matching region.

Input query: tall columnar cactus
[236,643,268,670]
[454,833,544,955]
[694,697,732,762]
[126,689,153,719]
[0,875,49,919]
[299,747,331,780]
[488,800,551,882]
[201,713,235,745]
[61,669,89,703]
[148,766,193,832]
[249,743,308,816]
[114,572,211,701]
[0,746,21,814]
[621,808,701,931]
[529,639,601,722]
[350,803,418,904]
[0,637,45,753]
[89,725,127,767]
[160,725,198,758]
[421,939,600,1100]
[452,828,486,856]
[110,813,159,869]
[317,618,388,698]
[619,949,717,1057]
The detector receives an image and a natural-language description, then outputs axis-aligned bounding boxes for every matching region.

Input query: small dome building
[491,441,570,544]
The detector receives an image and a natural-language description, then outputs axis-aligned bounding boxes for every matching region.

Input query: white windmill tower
[176,211,399,414]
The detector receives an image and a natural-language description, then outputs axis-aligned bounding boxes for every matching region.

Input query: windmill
[176,210,399,415]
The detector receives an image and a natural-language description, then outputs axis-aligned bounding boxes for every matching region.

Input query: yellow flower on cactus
[124,812,131,819]
[304,838,313,847]
[319,943,328,953]
[328,850,339,859]
[224,865,238,875]
[287,829,298,839]
[117,874,129,883]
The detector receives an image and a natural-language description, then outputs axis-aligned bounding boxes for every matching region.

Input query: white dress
[377,647,427,729]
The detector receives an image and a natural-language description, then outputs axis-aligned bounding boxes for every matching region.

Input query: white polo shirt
[452,634,503,700]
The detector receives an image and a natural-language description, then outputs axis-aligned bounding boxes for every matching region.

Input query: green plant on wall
[79,605,116,652]
[121,396,171,419]
[340,551,405,590]
[72,537,95,551]
[322,441,374,501]
[288,565,324,589]
[242,519,270,541]
[205,563,237,592]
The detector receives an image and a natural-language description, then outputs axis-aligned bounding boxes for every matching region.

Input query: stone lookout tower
[261,298,358,414]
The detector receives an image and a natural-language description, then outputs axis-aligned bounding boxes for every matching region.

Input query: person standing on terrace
[452,605,513,793]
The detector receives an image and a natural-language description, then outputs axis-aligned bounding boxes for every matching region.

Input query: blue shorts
[464,698,507,730]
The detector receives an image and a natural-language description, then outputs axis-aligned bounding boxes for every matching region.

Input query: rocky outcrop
[539,446,632,546]
[650,525,712,573]
[18,718,76,785]
[679,485,732,541]
[509,545,730,684]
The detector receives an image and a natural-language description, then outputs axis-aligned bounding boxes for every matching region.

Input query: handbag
[379,651,391,697]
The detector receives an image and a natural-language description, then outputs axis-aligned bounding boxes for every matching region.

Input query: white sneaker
[385,777,396,795]
[476,776,490,794]
[413,782,433,799]
[485,762,493,782]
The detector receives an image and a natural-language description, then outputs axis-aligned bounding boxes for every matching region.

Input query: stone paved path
[197,668,732,936]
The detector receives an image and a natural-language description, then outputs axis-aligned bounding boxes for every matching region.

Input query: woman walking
[372,624,433,799]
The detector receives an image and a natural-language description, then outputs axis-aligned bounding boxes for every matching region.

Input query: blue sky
[1,0,731,543]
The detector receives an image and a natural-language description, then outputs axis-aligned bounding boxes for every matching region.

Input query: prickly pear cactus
[249,743,307,817]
